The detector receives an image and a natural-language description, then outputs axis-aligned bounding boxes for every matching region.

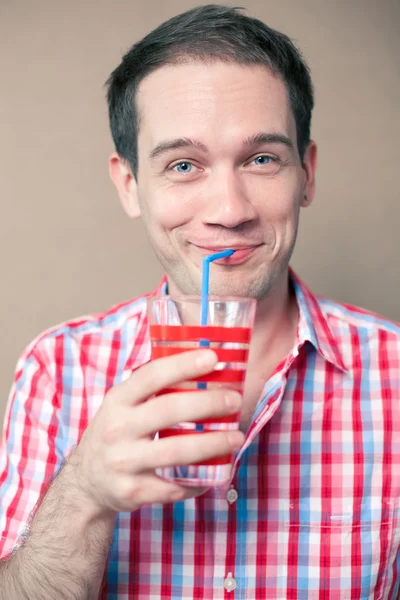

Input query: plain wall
[1,0,399,424]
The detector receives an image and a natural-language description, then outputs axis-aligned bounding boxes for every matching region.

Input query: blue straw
[179,249,236,475]
[200,249,235,328]
[196,249,235,404]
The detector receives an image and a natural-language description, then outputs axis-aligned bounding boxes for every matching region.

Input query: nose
[201,169,257,229]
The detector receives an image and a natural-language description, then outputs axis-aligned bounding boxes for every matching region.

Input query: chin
[167,261,279,300]
[207,277,269,300]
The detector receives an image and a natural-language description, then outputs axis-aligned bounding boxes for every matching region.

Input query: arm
[0,461,116,600]
[0,348,243,599]
[0,347,114,599]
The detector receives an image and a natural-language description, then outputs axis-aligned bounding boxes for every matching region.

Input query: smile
[192,244,262,265]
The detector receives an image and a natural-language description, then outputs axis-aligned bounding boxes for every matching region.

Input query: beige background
[0,0,399,424]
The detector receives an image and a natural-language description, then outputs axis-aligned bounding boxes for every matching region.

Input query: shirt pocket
[286,499,400,600]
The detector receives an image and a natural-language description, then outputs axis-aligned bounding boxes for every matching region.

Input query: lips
[192,244,261,265]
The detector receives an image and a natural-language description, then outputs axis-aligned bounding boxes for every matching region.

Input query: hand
[70,349,244,515]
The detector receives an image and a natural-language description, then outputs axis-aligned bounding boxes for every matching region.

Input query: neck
[237,269,299,433]
[248,270,298,368]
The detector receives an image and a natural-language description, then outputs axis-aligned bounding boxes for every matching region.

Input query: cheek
[139,182,196,231]
[246,166,300,209]
[253,183,300,226]
[249,177,301,249]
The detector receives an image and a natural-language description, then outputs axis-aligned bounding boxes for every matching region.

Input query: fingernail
[170,489,185,502]
[225,392,242,410]
[195,350,217,368]
[228,431,244,450]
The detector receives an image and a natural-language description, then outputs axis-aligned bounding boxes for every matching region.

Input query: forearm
[0,459,117,600]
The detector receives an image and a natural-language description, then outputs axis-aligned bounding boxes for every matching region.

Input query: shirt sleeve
[0,345,63,560]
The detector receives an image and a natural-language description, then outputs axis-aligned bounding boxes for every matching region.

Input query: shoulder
[318,295,400,338]
[16,293,151,378]
[317,295,400,379]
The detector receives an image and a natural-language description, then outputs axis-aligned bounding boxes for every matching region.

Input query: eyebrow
[149,138,207,161]
[242,132,294,151]
[148,131,294,161]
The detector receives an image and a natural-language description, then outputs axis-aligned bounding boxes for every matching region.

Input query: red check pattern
[1,271,400,599]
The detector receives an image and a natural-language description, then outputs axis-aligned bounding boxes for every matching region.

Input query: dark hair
[106,4,314,178]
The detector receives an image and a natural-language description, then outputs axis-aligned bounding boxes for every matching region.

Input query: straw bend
[200,249,235,326]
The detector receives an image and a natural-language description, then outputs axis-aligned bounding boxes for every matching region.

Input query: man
[1,4,399,599]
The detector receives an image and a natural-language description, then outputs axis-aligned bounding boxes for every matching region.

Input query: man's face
[130,61,315,299]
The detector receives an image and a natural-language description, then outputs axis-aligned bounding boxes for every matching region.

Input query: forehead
[136,61,296,146]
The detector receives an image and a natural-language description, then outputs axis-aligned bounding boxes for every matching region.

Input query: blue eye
[174,162,193,173]
[254,155,272,165]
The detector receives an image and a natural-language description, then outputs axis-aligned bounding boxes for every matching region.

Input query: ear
[300,140,317,208]
[109,152,141,219]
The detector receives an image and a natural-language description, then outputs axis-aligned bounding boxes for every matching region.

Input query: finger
[111,349,218,407]
[114,473,209,511]
[102,389,242,443]
[106,430,244,473]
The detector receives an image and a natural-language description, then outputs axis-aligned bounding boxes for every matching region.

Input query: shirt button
[224,573,237,592]
[226,487,238,504]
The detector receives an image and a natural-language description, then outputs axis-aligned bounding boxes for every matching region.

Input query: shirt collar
[150,276,168,297]
[149,271,348,373]
[290,268,348,372]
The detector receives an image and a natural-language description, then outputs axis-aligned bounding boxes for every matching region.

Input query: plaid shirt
[1,271,400,599]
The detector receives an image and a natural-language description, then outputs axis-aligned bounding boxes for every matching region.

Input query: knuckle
[158,443,178,467]
[153,392,191,426]
[211,390,229,412]
[118,480,141,503]
[105,451,129,473]
[135,365,153,390]
[171,393,193,418]
[201,431,234,455]
[102,424,121,444]
[173,355,195,378]
[160,350,209,380]
[178,350,213,377]
[152,396,170,420]
[138,351,215,399]
[193,390,229,417]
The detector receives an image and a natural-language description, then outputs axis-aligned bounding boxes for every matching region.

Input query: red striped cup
[147,295,256,486]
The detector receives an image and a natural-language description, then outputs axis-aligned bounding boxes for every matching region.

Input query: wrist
[62,451,117,524]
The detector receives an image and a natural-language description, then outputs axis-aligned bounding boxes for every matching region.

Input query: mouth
[192,244,262,265]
